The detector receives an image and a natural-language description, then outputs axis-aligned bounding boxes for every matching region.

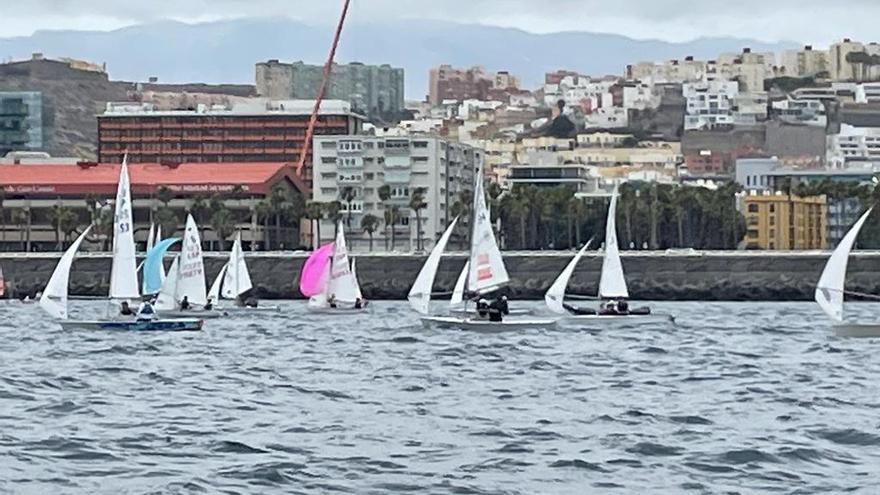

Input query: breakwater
[2,251,879,301]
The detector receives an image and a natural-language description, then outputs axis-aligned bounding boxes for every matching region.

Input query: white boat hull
[58,318,203,332]
[834,324,880,338]
[307,305,369,314]
[421,316,558,332]
[157,309,225,319]
[448,307,531,317]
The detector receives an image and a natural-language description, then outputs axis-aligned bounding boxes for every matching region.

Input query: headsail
[300,242,334,297]
[598,187,629,299]
[407,217,458,314]
[108,157,140,300]
[545,240,594,314]
[351,258,364,301]
[327,222,359,304]
[222,232,253,299]
[208,263,229,302]
[815,208,873,322]
[142,237,180,295]
[175,214,207,306]
[467,174,509,294]
[450,261,469,306]
[155,255,180,311]
[146,224,156,252]
[40,226,92,320]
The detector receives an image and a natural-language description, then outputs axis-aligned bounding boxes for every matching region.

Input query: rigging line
[295,0,352,177]
[819,286,880,302]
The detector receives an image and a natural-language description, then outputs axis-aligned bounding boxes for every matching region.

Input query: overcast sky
[1,0,874,45]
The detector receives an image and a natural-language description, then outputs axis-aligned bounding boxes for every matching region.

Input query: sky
[0,0,875,45]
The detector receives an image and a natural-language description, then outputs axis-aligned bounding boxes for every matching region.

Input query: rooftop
[0,161,307,196]
[100,99,363,119]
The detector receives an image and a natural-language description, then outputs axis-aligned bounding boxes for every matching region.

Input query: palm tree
[326,201,343,237]
[378,185,392,250]
[156,186,174,207]
[48,204,76,250]
[409,188,427,251]
[210,207,235,251]
[10,208,28,251]
[384,207,400,251]
[153,207,177,249]
[340,186,357,229]
[267,184,289,249]
[305,201,324,247]
[254,199,273,250]
[59,209,81,245]
[361,214,381,252]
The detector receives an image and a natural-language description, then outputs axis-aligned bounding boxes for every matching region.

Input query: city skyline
[1,0,878,45]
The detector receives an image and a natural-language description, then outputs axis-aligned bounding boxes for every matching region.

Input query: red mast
[295,0,352,177]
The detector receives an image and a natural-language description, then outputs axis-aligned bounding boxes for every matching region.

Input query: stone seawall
[2,251,880,301]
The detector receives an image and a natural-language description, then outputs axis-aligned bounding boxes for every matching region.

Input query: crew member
[328,294,337,308]
[136,301,156,321]
[204,298,214,310]
[120,301,135,316]
[245,295,259,308]
[179,296,191,310]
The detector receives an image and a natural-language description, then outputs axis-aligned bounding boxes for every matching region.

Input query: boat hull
[307,306,369,314]
[58,318,203,332]
[157,310,225,319]
[219,305,280,314]
[834,324,880,338]
[561,313,675,325]
[448,308,531,317]
[421,316,558,332]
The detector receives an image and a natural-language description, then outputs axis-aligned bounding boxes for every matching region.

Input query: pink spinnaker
[299,243,335,297]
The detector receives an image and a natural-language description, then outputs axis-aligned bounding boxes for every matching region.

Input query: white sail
[467,174,509,294]
[545,241,594,314]
[146,224,156,252]
[352,258,364,301]
[108,157,140,300]
[40,226,92,319]
[155,225,165,285]
[222,232,253,299]
[450,261,469,306]
[598,187,629,299]
[815,208,873,322]
[175,214,208,306]
[326,223,359,304]
[208,263,229,302]
[154,255,180,311]
[407,217,459,314]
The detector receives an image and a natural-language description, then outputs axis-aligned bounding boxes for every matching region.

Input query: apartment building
[741,191,827,250]
[312,136,481,251]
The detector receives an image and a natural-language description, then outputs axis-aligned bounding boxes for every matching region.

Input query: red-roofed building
[0,161,307,252]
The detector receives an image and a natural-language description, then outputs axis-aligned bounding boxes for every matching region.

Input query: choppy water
[1,301,880,494]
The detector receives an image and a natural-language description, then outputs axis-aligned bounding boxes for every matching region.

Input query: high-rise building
[741,191,827,250]
[97,99,364,185]
[255,60,405,123]
[0,92,44,156]
[428,65,520,106]
[311,135,481,251]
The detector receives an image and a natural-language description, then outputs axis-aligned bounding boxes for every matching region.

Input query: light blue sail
[142,238,180,295]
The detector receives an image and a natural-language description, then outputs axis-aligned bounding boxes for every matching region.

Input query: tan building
[742,191,827,250]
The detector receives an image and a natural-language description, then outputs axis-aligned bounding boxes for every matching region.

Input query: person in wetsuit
[476,298,489,318]
[204,298,214,310]
[245,295,259,308]
[179,296,191,310]
[120,301,135,316]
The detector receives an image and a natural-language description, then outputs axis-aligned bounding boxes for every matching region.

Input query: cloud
[2,0,878,45]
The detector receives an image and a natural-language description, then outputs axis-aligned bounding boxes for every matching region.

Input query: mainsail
[407,217,458,314]
[326,223,359,304]
[598,187,629,299]
[40,226,92,320]
[175,214,207,306]
[108,157,140,300]
[467,174,509,294]
[815,208,873,322]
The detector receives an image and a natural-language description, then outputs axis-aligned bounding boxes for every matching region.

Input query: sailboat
[815,208,880,337]
[207,232,278,312]
[300,221,366,312]
[544,187,668,323]
[447,260,530,317]
[38,159,202,331]
[417,173,558,331]
[155,214,222,318]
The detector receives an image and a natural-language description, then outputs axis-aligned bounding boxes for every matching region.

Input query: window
[413,141,428,148]
[413,156,429,163]
[747,204,759,213]
[769,204,776,213]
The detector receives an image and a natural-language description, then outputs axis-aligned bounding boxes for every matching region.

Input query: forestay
[467,175,509,294]
[598,187,629,299]
[221,232,253,299]
[545,241,593,314]
[408,217,458,314]
[815,208,873,322]
[108,157,140,300]
[40,226,92,320]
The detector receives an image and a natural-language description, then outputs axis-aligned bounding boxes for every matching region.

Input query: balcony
[337,156,363,169]
[337,173,364,184]
[340,201,365,214]
[337,140,364,154]
[384,139,411,155]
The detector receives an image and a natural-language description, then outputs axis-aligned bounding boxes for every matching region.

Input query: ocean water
[1,301,880,494]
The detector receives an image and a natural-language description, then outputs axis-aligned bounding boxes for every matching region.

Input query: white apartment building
[312,136,481,252]
[683,80,739,130]
[782,46,829,78]
[622,83,661,110]
[771,99,827,127]
[544,75,617,108]
[827,124,880,166]
[855,82,880,103]
[584,107,629,128]
[627,58,707,84]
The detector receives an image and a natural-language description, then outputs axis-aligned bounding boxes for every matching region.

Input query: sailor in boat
[328,294,338,309]
[136,301,156,321]
[120,301,135,316]
[179,296,191,311]
[354,297,367,309]
[496,296,510,316]
[204,298,214,310]
[562,302,597,316]
[476,298,490,318]
[245,295,259,308]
